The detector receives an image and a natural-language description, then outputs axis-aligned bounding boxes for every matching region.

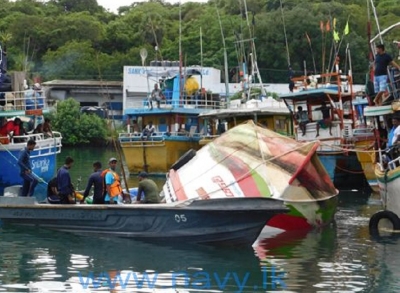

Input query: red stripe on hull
[266,214,312,231]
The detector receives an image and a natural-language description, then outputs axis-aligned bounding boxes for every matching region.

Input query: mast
[179,0,183,101]
[216,4,230,104]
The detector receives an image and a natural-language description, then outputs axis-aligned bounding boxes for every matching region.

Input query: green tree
[53,98,107,146]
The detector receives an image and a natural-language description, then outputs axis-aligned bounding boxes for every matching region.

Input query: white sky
[97,0,207,13]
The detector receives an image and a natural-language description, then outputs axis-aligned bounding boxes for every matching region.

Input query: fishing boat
[119,65,233,174]
[279,63,375,189]
[162,120,338,232]
[0,45,62,195]
[0,195,288,246]
[198,97,293,145]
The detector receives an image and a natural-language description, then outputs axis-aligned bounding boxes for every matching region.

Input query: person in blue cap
[134,171,161,204]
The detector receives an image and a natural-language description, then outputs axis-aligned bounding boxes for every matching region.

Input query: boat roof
[363,105,393,117]
[147,68,202,79]
[279,88,351,101]
[199,107,290,118]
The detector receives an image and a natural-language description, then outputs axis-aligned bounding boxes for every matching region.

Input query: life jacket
[101,169,122,198]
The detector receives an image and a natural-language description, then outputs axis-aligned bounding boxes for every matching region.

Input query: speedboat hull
[0,196,288,246]
[0,134,62,195]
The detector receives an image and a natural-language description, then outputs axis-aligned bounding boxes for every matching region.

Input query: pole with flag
[305,32,317,74]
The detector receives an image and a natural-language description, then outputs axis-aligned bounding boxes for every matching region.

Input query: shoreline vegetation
[0,0,398,85]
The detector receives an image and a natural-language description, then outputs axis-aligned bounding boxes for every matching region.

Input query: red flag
[320,21,324,32]
[305,32,311,44]
[326,20,330,32]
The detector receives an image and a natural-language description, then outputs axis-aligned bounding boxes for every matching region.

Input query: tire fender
[369,210,400,234]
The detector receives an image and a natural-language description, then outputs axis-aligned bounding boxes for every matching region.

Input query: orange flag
[326,20,331,32]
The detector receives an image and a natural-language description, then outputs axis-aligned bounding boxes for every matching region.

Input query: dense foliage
[50,98,107,145]
[0,0,399,84]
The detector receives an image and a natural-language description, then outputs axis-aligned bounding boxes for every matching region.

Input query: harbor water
[0,147,398,292]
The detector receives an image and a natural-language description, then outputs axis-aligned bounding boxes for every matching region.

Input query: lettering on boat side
[174,214,187,223]
[211,176,234,197]
[11,210,103,220]
[31,157,50,173]
[78,266,287,290]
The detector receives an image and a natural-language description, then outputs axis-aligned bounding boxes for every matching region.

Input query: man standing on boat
[134,171,161,204]
[150,83,164,109]
[83,161,104,204]
[57,156,75,204]
[18,139,38,197]
[373,44,400,106]
[104,158,123,204]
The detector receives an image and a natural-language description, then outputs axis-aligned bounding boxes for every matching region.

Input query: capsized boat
[162,120,338,232]
[0,196,288,246]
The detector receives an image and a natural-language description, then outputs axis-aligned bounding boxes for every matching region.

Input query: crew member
[83,161,104,204]
[135,171,161,204]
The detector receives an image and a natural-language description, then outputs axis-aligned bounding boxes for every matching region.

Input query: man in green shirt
[135,171,161,204]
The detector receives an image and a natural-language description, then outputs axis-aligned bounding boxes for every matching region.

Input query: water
[1,147,399,292]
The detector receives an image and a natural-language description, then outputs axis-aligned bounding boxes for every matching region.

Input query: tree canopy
[0,0,399,84]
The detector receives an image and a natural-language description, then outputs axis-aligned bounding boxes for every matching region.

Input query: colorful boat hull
[376,164,400,216]
[163,121,338,231]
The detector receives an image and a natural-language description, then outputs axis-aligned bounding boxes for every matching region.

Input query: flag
[333,31,340,43]
[333,18,337,29]
[306,32,311,44]
[320,21,324,32]
[344,20,349,35]
[326,20,330,32]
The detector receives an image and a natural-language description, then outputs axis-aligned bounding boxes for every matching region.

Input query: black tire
[170,149,197,171]
[369,210,400,235]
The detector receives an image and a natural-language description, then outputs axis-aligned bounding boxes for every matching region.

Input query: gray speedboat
[0,196,288,246]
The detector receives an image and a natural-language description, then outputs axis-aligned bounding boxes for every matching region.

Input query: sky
[97,0,207,13]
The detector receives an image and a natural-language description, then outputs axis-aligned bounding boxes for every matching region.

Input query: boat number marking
[174,214,187,223]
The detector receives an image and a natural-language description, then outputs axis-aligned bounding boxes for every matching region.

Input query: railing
[0,89,46,112]
[140,96,225,110]
[119,130,204,143]
[0,131,62,154]
[291,72,353,94]
[388,68,400,100]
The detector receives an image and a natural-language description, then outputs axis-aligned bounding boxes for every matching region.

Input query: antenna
[140,48,148,67]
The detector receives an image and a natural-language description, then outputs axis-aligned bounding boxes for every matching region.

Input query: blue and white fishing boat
[0,43,62,195]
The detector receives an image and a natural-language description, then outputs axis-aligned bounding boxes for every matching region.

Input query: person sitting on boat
[294,106,309,136]
[150,83,164,109]
[134,171,161,204]
[141,121,155,140]
[315,101,333,137]
[43,118,53,138]
[33,124,43,134]
[47,177,61,204]
[104,158,123,204]
[57,156,76,204]
[373,44,400,106]
[131,119,140,134]
[83,161,104,204]
[0,117,21,142]
[386,113,400,162]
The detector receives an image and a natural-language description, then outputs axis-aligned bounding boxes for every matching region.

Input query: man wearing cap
[135,171,161,204]
[104,158,123,204]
